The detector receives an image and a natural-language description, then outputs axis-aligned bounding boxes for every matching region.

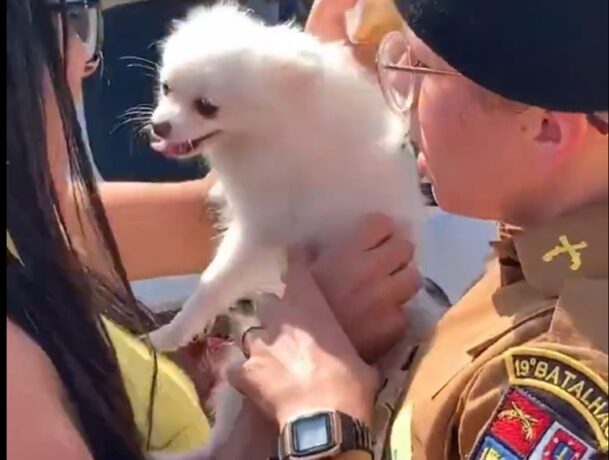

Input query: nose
[152,121,172,138]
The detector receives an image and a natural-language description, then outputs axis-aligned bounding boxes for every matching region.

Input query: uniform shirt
[387,203,608,459]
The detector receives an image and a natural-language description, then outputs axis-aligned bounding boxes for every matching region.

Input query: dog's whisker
[118,110,153,118]
[110,117,153,134]
[116,114,153,122]
[117,107,154,114]
[118,107,155,121]
[125,64,159,79]
[122,104,154,112]
[119,55,160,68]
[147,39,164,51]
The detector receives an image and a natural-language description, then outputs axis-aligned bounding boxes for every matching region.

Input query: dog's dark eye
[194,98,219,118]
[161,82,170,96]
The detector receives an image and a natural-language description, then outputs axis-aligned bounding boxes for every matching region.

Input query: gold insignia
[497,402,538,441]
[542,234,588,271]
[505,347,608,452]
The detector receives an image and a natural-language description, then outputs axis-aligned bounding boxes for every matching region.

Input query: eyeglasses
[376,31,608,135]
[48,0,103,64]
[377,31,457,117]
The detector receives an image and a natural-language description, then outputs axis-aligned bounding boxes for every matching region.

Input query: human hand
[306,0,406,73]
[306,0,378,72]
[306,0,359,41]
[311,213,421,363]
[228,247,379,427]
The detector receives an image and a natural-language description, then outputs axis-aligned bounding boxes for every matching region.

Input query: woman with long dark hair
[6,1,420,458]
[6,0,158,457]
[7,0,219,457]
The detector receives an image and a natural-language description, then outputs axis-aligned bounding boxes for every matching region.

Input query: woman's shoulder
[7,318,93,460]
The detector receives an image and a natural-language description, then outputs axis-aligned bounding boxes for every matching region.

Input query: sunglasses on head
[47,0,103,64]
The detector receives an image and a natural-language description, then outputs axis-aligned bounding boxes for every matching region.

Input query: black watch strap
[338,412,374,456]
[277,411,373,460]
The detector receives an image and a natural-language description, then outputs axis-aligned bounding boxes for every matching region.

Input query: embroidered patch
[470,388,601,460]
[504,347,608,451]
[473,435,520,460]
[529,421,598,459]
[488,388,553,457]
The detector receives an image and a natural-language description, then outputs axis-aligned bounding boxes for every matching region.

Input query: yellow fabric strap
[102,317,210,453]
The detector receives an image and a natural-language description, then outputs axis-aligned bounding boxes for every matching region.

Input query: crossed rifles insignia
[497,402,539,441]
[542,234,588,271]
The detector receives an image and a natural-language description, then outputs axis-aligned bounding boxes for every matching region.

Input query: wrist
[276,410,374,460]
[277,395,374,429]
[277,376,377,428]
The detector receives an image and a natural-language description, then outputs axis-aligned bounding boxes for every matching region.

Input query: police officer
[186,1,609,459]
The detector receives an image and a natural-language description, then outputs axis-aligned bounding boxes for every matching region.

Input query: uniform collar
[493,202,608,296]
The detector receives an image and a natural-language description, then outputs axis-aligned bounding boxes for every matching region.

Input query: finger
[355,213,395,251]
[226,361,266,406]
[247,293,284,342]
[358,310,408,363]
[306,0,359,40]
[348,263,421,322]
[367,234,415,277]
[390,264,423,305]
[238,326,267,358]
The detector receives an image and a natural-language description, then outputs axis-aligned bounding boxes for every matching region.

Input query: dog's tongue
[151,138,187,157]
[164,142,189,157]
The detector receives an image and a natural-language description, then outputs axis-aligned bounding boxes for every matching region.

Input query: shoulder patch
[470,388,600,459]
[504,346,608,452]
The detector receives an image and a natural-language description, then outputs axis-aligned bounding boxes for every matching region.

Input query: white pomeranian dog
[147,3,446,458]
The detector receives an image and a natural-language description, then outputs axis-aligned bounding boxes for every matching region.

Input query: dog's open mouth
[150,130,221,157]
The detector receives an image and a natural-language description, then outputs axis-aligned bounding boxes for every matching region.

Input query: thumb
[226,360,247,394]
[226,361,274,419]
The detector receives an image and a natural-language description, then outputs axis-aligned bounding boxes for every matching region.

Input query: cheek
[415,81,521,216]
[66,35,87,100]
[417,81,479,169]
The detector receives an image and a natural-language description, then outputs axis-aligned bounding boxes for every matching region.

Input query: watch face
[291,413,334,456]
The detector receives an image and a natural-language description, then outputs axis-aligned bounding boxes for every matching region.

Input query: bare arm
[99,176,218,281]
[7,319,94,460]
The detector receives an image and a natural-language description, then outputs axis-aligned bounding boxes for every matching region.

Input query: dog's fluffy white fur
[147,3,444,458]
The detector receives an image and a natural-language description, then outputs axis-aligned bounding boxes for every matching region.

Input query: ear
[525,110,588,161]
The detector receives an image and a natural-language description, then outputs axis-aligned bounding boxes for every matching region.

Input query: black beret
[396,0,608,113]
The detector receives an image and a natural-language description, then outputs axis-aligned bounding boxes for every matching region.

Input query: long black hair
[7,0,157,458]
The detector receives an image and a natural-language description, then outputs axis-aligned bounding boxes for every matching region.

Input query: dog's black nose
[152,121,172,138]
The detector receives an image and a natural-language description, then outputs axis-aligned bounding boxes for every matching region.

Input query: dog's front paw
[148,324,192,352]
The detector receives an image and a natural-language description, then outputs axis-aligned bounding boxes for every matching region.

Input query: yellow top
[6,232,209,452]
[103,317,210,453]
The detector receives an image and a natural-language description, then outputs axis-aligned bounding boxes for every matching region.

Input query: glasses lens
[66,6,99,61]
[378,32,414,114]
